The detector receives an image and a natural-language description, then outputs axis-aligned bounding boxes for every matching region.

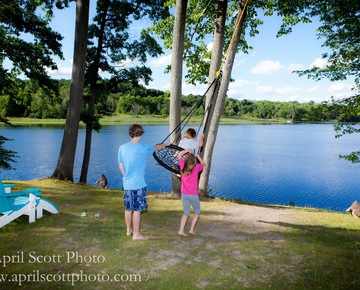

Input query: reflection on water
[1,124,360,212]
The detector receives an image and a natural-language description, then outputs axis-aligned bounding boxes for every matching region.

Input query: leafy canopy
[0,135,17,171]
[0,0,70,90]
[85,0,169,86]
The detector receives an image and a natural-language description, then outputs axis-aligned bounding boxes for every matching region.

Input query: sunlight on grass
[1,179,359,289]
[5,114,290,127]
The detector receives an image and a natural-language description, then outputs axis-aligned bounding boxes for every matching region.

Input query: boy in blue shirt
[118,124,168,240]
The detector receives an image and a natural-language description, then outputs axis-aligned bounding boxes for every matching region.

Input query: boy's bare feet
[178,231,187,237]
[189,231,196,235]
[132,234,148,240]
[126,229,133,236]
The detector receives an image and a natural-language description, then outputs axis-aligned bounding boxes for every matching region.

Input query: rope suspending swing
[153,76,220,174]
[153,0,249,174]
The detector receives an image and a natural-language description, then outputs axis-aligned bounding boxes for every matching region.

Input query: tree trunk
[79,88,96,184]
[170,0,187,195]
[199,0,227,196]
[205,0,227,110]
[199,1,247,196]
[52,0,90,181]
[79,1,109,184]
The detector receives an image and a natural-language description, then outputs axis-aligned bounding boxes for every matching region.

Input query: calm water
[1,124,360,212]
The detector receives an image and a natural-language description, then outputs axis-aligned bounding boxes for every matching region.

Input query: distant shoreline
[4,115,328,126]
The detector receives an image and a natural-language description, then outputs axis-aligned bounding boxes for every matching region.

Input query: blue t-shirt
[118,142,154,190]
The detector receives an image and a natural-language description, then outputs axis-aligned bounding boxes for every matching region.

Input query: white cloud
[251,60,286,74]
[151,54,172,67]
[160,83,170,91]
[230,78,250,88]
[182,82,195,89]
[288,95,300,101]
[327,82,354,99]
[118,59,135,68]
[47,63,72,76]
[307,85,320,93]
[328,82,347,93]
[276,86,301,95]
[310,57,327,68]
[233,57,246,68]
[182,83,208,96]
[256,86,274,94]
[288,63,304,71]
[227,89,238,96]
[227,79,252,97]
[256,85,301,96]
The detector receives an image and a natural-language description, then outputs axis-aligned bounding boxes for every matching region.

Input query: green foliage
[0,78,342,122]
[260,0,360,165]
[1,79,69,119]
[0,135,17,171]
[80,110,102,132]
[338,150,360,163]
[147,0,263,85]
[0,0,69,90]
[274,0,360,91]
[85,0,169,86]
[329,95,360,162]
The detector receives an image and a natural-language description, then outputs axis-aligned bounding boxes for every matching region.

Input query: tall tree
[0,0,68,172]
[151,0,255,195]
[79,0,169,184]
[198,0,228,195]
[0,0,70,131]
[168,0,188,194]
[151,0,360,194]
[0,0,68,90]
[52,0,90,181]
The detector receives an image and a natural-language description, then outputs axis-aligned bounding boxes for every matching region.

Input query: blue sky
[47,1,355,103]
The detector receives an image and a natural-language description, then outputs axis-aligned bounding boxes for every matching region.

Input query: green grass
[1,179,360,289]
[5,114,290,127]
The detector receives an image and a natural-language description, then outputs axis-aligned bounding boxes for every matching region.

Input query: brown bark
[170,0,188,195]
[52,0,90,181]
[199,1,247,196]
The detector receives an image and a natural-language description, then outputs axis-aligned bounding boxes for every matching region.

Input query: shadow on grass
[258,220,360,288]
[1,179,360,289]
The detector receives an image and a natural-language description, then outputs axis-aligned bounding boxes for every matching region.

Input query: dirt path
[194,201,296,243]
[143,197,299,278]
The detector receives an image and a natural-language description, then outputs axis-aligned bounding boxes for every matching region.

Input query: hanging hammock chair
[153,77,220,174]
[154,0,249,174]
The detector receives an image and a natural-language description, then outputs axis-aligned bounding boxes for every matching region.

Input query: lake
[1,123,360,212]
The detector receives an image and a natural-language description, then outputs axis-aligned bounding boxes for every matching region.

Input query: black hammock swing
[153,77,220,174]
[153,0,249,175]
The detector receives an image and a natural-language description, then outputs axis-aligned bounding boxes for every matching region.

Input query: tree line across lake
[0,78,350,122]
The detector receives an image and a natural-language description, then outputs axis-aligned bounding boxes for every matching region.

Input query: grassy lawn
[1,179,360,289]
[6,115,288,127]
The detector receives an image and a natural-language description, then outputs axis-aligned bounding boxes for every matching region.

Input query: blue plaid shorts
[123,187,148,211]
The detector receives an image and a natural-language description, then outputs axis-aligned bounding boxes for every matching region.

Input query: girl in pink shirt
[177,149,206,236]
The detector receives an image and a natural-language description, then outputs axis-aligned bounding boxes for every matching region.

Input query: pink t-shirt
[178,158,204,195]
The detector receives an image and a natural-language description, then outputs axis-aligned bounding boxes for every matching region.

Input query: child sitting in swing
[177,149,206,236]
[178,128,204,155]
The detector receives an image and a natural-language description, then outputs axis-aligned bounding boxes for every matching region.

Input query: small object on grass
[94,213,100,218]
[81,212,87,217]
[96,174,108,189]
[346,200,360,218]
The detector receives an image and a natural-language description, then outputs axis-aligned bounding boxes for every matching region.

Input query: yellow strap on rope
[215,0,249,78]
